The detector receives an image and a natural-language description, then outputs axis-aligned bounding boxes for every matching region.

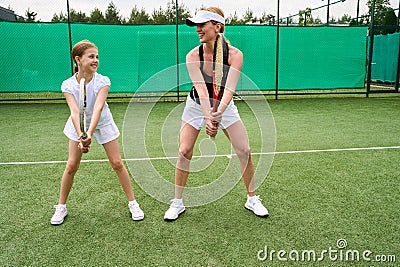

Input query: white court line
[1,146,399,166]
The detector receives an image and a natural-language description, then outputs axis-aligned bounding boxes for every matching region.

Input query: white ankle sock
[174,198,183,205]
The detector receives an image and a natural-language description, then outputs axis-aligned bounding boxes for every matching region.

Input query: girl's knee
[109,159,125,172]
[65,162,80,175]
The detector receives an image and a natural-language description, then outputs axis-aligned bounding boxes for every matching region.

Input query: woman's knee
[236,146,251,159]
[179,148,193,160]
[178,146,193,161]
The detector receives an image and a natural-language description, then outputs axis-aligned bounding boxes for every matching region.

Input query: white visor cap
[186,10,225,26]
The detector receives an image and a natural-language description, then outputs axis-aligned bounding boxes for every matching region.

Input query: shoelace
[170,199,183,208]
[251,195,263,205]
[129,204,141,212]
[53,205,66,215]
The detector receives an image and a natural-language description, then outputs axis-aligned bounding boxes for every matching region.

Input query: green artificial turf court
[0,95,399,266]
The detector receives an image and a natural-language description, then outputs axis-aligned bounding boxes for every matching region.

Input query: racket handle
[81,132,87,140]
[209,120,218,141]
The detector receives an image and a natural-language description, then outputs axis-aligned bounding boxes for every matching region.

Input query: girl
[164,7,269,221]
[51,40,144,225]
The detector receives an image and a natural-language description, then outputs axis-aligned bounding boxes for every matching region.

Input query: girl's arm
[86,85,110,137]
[64,92,83,138]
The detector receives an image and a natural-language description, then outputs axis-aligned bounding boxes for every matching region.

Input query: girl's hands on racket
[79,133,92,147]
[78,142,90,153]
[78,133,92,153]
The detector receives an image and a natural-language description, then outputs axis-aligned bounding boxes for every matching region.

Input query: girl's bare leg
[58,140,83,204]
[103,139,135,201]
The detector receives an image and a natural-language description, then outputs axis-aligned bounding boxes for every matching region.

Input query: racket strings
[79,78,87,139]
[213,34,225,108]
[83,83,87,108]
[210,34,225,139]
[214,35,224,97]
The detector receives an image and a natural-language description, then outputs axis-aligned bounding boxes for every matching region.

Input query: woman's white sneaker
[245,195,269,217]
[164,198,185,221]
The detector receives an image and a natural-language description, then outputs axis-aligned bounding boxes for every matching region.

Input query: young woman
[51,40,144,225]
[164,7,269,221]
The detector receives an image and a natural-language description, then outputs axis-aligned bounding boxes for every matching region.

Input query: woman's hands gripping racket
[78,78,91,153]
[210,33,226,140]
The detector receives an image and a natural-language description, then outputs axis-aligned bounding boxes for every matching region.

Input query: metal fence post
[67,0,74,75]
[175,0,180,101]
[396,0,400,91]
[366,0,376,97]
[275,0,280,100]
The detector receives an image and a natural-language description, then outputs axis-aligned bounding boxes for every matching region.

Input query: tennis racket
[79,78,87,140]
[211,33,226,140]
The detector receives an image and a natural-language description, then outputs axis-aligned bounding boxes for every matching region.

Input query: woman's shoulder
[226,44,243,69]
[186,45,201,61]
[227,44,243,59]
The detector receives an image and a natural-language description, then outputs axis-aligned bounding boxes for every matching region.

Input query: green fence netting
[371,32,400,83]
[0,21,368,93]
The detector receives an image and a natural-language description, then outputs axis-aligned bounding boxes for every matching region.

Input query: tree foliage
[298,8,314,26]
[366,0,398,34]
[10,0,399,29]
[226,12,241,25]
[128,6,150,24]
[69,9,88,23]
[242,8,255,24]
[89,7,105,24]
[261,12,276,25]
[104,2,122,24]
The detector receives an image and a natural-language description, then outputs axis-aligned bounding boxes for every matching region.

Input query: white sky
[1,0,398,22]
